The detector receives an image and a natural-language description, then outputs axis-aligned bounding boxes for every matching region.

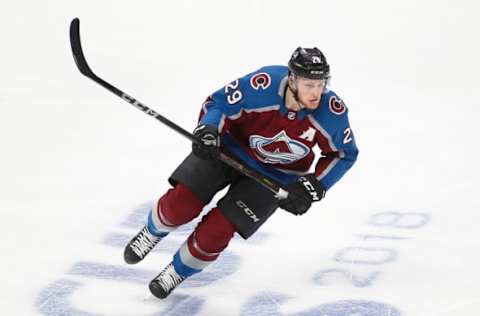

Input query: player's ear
[288,74,296,90]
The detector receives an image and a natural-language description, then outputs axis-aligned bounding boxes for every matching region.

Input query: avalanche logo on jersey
[249,131,310,164]
[329,95,346,115]
[250,72,271,90]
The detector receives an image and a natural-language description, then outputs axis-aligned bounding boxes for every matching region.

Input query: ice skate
[124,225,165,264]
[149,262,186,299]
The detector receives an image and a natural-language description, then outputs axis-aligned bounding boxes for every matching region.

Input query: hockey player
[123,47,359,299]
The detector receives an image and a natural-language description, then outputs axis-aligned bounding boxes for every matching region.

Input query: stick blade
[69,17,95,78]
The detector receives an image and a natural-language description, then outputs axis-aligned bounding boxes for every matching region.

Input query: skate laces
[157,263,185,291]
[130,227,160,257]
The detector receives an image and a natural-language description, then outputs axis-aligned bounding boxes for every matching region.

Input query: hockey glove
[192,124,220,160]
[278,174,325,215]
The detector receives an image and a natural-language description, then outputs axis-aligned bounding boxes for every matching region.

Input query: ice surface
[1,0,480,315]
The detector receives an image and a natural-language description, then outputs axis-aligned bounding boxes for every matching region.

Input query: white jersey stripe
[227,105,281,121]
[278,76,288,97]
[307,114,345,181]
[316,157,340,181]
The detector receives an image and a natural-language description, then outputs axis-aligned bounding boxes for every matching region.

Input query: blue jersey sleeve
[199,77,246,129]
[199,66,287,131]
[310,91,359,190]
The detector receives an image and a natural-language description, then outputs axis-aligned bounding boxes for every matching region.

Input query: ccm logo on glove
[278,174,326,216]
[299,176,324,201]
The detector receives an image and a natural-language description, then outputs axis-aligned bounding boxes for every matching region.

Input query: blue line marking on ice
[36,279,206,316]
[36,279,98,316]
[66,250,240,288]
[150,294,205,316]
[241,292,402,316]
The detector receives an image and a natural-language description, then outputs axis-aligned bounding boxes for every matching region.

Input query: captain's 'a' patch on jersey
[299,127,316,142]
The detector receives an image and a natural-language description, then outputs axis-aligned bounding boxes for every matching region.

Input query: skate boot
[149,262,186,299]
[124,225,165,264]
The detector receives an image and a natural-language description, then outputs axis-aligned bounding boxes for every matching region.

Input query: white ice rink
[2,1,480,315]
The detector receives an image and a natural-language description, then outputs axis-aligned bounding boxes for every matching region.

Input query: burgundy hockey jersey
[199,65,358,190]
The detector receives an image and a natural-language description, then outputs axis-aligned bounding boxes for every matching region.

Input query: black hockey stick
[69,17,288,199]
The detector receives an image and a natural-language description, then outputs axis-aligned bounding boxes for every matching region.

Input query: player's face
[295,77,326,109]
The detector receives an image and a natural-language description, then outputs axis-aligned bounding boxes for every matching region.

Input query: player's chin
[304,101,320,110]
